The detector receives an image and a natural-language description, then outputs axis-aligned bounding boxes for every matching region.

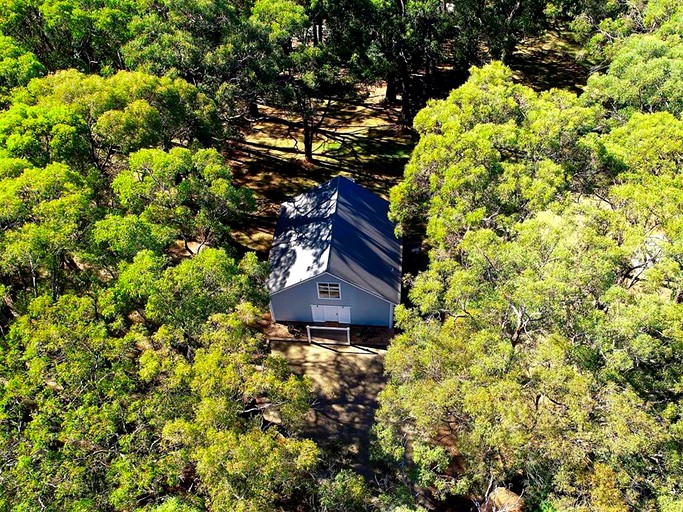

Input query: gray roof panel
[268,176,401,303]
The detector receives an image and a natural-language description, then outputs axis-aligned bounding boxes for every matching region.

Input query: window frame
[317,282,341,300]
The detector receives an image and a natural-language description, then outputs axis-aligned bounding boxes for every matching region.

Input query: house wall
[270,273,393,327]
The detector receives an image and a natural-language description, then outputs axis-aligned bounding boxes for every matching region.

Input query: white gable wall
[270,272,393,327]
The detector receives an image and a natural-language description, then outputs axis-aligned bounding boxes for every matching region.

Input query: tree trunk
[386,73,397,104]
[425,24,433,98]
[303,120,314,162]
[397,54,412,124]
[30,266,38,298]
[400,74,411,125]
[183,238,195,256]
[50,257,59,301]
[425,57,432,98]
[312,19,323,45]
[248,100,259,117]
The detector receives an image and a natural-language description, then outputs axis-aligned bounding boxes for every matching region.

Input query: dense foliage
[0,25,318,509]
[0,0,681,509]
[381,1,683,510]
[0,0,567,155]
[0,67,321,511]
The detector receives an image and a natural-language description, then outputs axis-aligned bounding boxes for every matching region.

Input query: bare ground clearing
[270,340,387,473]
[226,85,414,257]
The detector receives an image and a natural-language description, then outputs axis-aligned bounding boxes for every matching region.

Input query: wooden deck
[265,320,394,346]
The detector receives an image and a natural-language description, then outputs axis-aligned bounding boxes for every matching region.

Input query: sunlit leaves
[383,60,683,510]
[584,2,683,117]
[390,62,601,240]
[0,34,45,104]
[113,147,254,251]
[0,0,139,72]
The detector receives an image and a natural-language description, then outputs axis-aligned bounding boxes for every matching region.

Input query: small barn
[268,176,401,328]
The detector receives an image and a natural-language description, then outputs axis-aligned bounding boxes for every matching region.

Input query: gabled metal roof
[268,176,401,304]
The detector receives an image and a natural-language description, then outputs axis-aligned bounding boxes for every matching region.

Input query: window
[317,283,341,299]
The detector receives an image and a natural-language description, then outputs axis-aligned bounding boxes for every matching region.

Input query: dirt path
[270,340,387,473]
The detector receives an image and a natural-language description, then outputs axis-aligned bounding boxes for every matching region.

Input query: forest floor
[226,29,588,258]
[270,340,387,475]
[508,28,589,94]
[226,85,413,258]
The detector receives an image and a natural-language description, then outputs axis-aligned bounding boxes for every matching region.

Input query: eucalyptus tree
[0,35,45,104]
[379,62,683,510]
[0,0,139,72]
[584,0,683,118]
[112,147,253,256]
[0,70,218,175]
[0,295,316,510]
[390,62,602,238]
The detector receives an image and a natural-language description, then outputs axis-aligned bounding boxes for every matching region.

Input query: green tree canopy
[584,1,683,118]
[0,34,46,104]
[380,62,683,511]
[0,161,93,299]
[112,147,253,255]
[0,0,140,72]
[0,295,316,511]
[390,62,602,240]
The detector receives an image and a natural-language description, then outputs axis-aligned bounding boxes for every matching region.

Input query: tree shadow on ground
[225,94,415,254]
[270,340,387,477]
[507,30,590,94]
[226,31,587,255]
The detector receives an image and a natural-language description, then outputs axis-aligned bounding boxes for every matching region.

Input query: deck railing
[306,325,351,345]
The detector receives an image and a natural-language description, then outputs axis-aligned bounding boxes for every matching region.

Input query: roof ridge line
[323,176,342,274]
